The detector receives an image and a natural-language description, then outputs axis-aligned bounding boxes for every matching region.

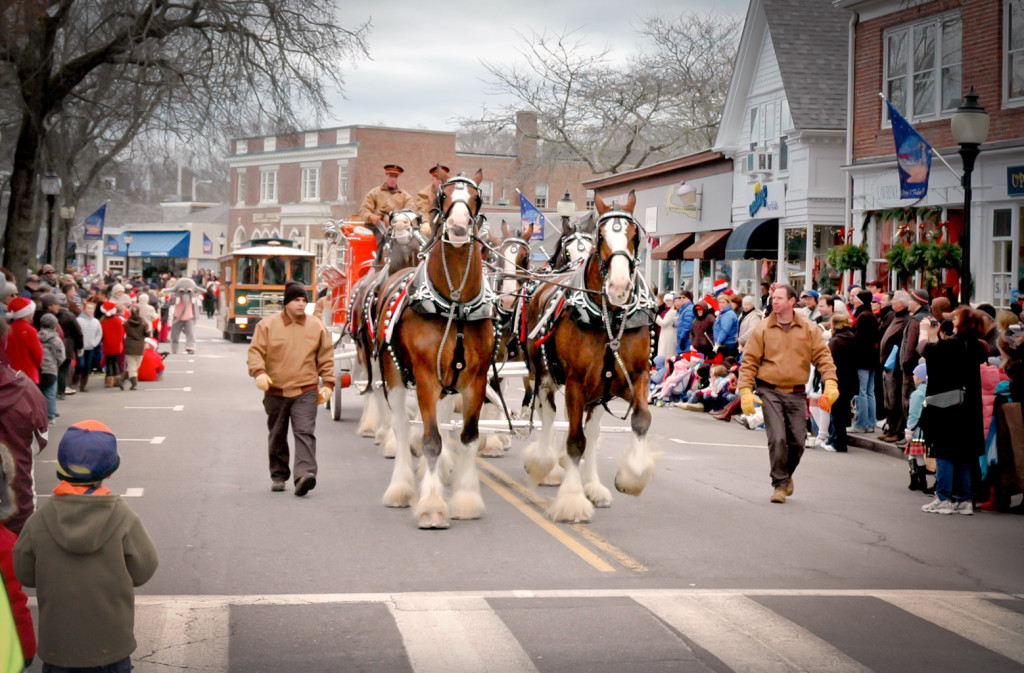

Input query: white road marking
[636,593,871,673]
[144,387,192,391]
[670,437,765,449]
[880,593,1024,664]
[165,370,195,374]
[124,488,144,497]
[389,595,538,673]
[20,589,1018,673]
[119,437,166,444]
[124,405,184,411]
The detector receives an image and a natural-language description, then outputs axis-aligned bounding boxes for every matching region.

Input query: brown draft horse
[522,191,657,522]
[376,171,494,529]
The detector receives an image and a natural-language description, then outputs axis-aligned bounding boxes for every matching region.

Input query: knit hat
[912,362,928,383]
[40,312,58,329]
[57,420,120,484]
[284,280,307,306]
[40,292,59,308]
[145,337,158,350]
[856,290,874,307]
[138,293,150,305]
[910,289,930,306]
[101,301,118,317]
[6,296,34,321]
[663,293,675,303]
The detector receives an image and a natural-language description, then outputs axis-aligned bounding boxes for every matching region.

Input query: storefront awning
[650,233,695,260]
[683,229,731,260]
[110,232,190,258]
[725,218,778,260]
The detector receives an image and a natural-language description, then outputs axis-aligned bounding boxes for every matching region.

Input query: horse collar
[408,264,495,322]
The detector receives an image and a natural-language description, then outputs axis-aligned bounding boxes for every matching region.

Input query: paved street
[23,316,1024,672]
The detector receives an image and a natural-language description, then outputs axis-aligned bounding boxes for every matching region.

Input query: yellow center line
[476,470,615,573]
[476,457,648,573]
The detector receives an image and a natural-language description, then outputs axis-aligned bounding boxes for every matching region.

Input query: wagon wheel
[331,383,343,421]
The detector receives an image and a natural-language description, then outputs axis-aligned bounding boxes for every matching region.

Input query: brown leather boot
[105,376,114,388]
[130,376,138,390]
[711,396,741,422]
[77,371,89,392]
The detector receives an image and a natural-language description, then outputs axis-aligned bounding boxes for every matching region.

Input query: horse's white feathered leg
[614,430,657,496]
[382,387,416,507]
[546,456,593,523]
[582,407,612,507]
[523,383,557,484]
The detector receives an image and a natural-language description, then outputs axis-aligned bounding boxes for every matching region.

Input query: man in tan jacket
[357,164,415,228]
[738,284,839,503]
[415,163,449,235]
[247,280,334,496]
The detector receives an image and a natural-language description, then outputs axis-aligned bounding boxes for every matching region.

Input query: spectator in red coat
[0,442,37,668]
[138,338,165,382]
[100,301,127,389]
[5,297,43,384]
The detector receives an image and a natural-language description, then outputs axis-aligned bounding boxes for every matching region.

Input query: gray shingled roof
[763,0,849,130]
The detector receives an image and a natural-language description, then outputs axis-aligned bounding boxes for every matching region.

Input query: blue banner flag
[105,234,119,254]
[203,233,213,254]
[886,100,933,199]
[519,193,546,241]
[83,204,106,240]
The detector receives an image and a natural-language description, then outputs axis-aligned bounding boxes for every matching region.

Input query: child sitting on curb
[13,420,159,672]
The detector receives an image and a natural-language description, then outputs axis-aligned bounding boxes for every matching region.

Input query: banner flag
[83,204,106,240]
[105,234,119,254]
[203,233,213,254]
[886,100,932,199]
[519,193,546,241]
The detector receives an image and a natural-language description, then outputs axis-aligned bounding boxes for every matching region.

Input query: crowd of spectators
[650,279,1024,514]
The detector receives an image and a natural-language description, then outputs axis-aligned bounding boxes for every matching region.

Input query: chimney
[515,111,538,165]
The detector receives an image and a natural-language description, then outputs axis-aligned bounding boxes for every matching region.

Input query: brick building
[837,0,1024,306]
[225,112,598,269]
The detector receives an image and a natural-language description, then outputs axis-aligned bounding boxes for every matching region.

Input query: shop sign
[252,212,281,223]
[869,170,917,208]
[748,181,786,218]
[1008,166,1024,196]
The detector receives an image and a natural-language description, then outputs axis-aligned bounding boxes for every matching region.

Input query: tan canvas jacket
[247,311,335,396]
[738,311,837,391]
[357,185,415,222]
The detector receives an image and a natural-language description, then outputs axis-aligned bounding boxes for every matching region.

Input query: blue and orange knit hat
[57,420,120,484]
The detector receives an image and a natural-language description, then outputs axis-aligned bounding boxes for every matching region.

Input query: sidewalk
[847,429,905,459]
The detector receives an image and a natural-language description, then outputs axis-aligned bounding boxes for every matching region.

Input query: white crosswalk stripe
[40,589,1024,672]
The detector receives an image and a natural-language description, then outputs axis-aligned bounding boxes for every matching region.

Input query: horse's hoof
[585,483,613,508]
[382,483,415,508]
[417,512,450,529]
[450,492,485,520]
[539,464,565,487]
[478,435,505,458]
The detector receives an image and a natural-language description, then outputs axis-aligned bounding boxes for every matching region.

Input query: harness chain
[435,226,476,393]
[600,291,636,420]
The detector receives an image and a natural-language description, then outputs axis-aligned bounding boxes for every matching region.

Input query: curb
[847,432,905,459]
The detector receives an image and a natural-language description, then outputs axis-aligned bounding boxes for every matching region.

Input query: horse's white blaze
[501,246,517,307]
[382,387,417,508]
[603,221,632,306]
[445,194,473,246]
[392,216,413,244]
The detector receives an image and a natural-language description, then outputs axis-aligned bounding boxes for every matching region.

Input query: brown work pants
[263,389,318,484]
[758,386,807,490]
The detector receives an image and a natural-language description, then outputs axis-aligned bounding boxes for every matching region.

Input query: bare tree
[460,12,738,176]
[0,0,368,286]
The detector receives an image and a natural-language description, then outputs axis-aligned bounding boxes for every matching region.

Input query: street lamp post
[59,204,76,271]
[556,191,575,233]
[124,232,134,278]
[217,232,226,256]
[40,171,62,266]
[950,89,990,306]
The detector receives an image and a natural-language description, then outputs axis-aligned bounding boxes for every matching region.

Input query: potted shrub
[826,243,870,285]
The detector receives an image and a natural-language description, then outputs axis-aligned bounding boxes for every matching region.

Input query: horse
[547,211,596,272]
[521,190,657,522]
[375,171,495,529]
[349,210,426,450]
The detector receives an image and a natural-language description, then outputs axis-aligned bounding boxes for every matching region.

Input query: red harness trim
[532,294,566,346]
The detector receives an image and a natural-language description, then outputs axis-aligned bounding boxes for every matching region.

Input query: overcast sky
[328,0,747,132]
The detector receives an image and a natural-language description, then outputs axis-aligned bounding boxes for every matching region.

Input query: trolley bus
[218,238,315,342]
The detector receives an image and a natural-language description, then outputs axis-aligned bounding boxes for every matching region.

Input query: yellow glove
[820,379,840,412]
[318,386,333,405]
[740,387,755,416]
[255,373,273,392]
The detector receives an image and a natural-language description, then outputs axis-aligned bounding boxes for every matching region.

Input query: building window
[314,241,327,268]
[884,12,961,121]
[233,226,246,249]
[993,209,1014,307]
[480,180,493,205]
[305,132,318,148]
[236,171,246,205]
[535,183,548,208]
[259,169,278,203]
[586,189,595,209]
[264,136,276,152]
[779,136,789,172]
[338,160,349,204]
[301,167,320,201]
[1008,1,1024,100]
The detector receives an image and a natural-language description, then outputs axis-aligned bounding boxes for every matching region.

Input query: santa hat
[101,301,118,317]
[712,279,729,296]
[144,337,158,350]
[701,294,720,313]
[6,296,34,321]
